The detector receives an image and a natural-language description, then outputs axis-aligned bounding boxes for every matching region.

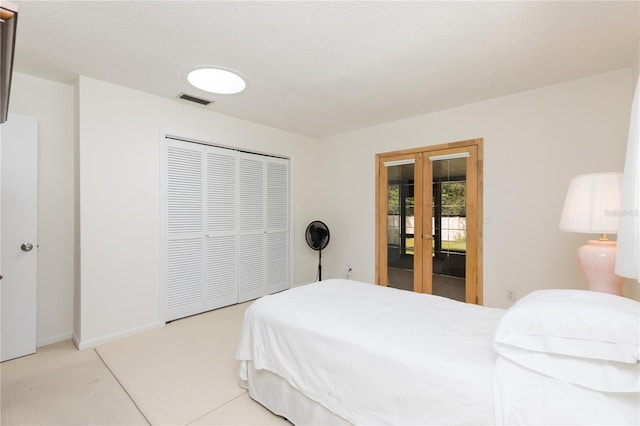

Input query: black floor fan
[305,220,330,281]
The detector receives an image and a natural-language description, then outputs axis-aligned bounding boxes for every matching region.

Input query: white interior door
[161,136,291,321]
[163,140,205,322]
[205,147,238,310]
[266,158,289,294]
[238,153,266,302]
[1,113,38,362]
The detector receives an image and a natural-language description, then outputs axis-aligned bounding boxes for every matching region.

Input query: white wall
[316,68,636,308]
[8,67,638,348]
[75,76,320,347]
[9,73,75,346]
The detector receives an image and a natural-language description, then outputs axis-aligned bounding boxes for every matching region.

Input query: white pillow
[494,289,640,363]
[495,342,640,393]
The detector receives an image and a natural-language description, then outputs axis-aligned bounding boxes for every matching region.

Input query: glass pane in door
[431,157,466,301]
[386,163,415,291]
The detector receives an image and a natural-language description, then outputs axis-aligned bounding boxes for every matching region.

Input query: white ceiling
[12,1,640,138]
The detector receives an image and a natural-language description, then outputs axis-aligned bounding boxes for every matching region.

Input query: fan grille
[305,220,330,251]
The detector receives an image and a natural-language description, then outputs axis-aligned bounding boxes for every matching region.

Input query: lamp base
[577,240,624,296]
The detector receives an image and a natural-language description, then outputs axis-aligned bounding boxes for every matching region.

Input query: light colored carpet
[2,302,288,426]
[191,393,289,425]
[1,340,148,425]
[95,302,265,426]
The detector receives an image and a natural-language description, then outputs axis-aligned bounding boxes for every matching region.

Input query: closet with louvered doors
[161,137,290,322]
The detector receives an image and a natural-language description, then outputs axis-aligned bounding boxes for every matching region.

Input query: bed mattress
[236,279,504,425]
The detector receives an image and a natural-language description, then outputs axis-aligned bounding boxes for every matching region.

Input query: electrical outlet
[346,264,352,279]
[506,290,515,302]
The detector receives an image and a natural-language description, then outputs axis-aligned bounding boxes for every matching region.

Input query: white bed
[236,279,640,425]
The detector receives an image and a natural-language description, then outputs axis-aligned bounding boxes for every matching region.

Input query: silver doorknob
[21,242,33,252]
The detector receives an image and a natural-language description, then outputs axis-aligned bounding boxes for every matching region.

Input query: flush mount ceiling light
[186,67,246,95]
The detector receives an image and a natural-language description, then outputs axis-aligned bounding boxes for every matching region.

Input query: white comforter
[236,279,504,425]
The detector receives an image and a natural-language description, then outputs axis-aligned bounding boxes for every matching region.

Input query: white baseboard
[74,321,164,350]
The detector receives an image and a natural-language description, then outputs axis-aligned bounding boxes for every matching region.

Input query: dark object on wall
[176,92,213,106]
[1,0,18,124]
[305,220,330,281]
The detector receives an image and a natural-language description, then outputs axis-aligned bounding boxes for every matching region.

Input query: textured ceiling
[12,1,640,138]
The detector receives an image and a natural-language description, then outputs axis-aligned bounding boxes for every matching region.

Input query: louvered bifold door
[205,148,239,310]
[266,158,290,294]
[238,153,266,302]
[164,140,205,321]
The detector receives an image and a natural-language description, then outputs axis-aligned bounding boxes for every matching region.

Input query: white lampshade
[559,172,623,234]
[615,75,640,282]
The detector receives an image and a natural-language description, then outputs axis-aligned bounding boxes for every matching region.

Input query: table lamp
[559,172,624,295]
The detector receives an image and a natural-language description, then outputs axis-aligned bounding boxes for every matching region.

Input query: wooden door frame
[375,138,484,305]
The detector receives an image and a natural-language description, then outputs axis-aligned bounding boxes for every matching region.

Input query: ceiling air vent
[177,93,213,106]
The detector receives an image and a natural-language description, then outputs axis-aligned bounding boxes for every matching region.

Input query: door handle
[20,242,34,252]
[423,235,433,240]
